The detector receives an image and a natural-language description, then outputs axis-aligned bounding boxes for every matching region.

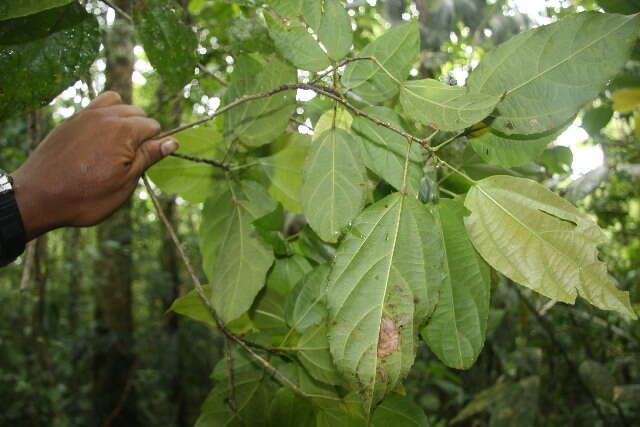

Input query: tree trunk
[93,1,139,425]
[21,111,55,425]
[31,235,52,381]
[67,228,82,332]
[154,60,190,427]
[156,2,190,422]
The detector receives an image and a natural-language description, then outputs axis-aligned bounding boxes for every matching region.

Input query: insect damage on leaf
[377,316,400,358]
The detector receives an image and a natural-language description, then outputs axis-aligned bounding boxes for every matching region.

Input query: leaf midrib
[436,210,465,367]
[404,82,493,113]
[503,14,636,98]
[366,195,405,415]
[475,183,580,284]
[224,202,249,319]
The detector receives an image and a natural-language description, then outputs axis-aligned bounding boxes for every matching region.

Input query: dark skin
[10,91,178,241]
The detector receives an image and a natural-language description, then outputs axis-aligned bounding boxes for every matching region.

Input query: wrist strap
[0,187,26,267]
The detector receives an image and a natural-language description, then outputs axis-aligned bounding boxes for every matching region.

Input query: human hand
[11,91,178,241]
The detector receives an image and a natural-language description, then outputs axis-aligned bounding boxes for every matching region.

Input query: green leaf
[253,202,285,233]
[267,15,331,72]
[285,264,331,332]
[470,127,564,168]
[267,255,313,295]
[489,376,540,427]
[168,286,254,333]
[196,358,276,427]
[169,285,216,327]
[316,405,367,427]
[276,361,341,406]
[421,199,491,370]
[267,0,304,17]
[328,193,444,415]
[251,287,288,334]
[458,145,543,186]
[342,22,419,103]
[0,3,100,120]
[291,226,336,264]
[464,175,637,319]
[611,87,640,112]
[566,166,608,203]
[371,393,429,427]
[301,128,367,243]
[400,79,499,132]
[452,377,540,426]
[597,0,640,14]
[277,365,366,426]
[224,54,297,147]
[451,382,509,424]
[200,181,276,323]
[252,203,291,256]
[540,146,573,175]
[211,347,256,381]
[352,106,424,195]
[582,105,613,136]
[579,360,615,402]
[298,323,343,386]
[302,0,353,61]
[268,388,316,427]
[257,133,310,213]
[147,127,225,203]
[169,286,253,333]
[315,106,353,136]
[133,0,198,93]
[304,96,334,126]
[228,15,274,55]
[468,12,640,135]
[0,0,72,21]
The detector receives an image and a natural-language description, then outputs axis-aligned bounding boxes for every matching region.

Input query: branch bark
[142,176,307,397]
[158,82,434,150]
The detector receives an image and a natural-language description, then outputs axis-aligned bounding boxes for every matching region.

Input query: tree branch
[224,341,245,425]
[198,63,229,87]
[156,83,434,150]
[100,0,132,22]
[169,152,231,171]
[309,56,374,84]
[142,176,307,396]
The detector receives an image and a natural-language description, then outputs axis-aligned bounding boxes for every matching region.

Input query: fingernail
[161,139,178,156]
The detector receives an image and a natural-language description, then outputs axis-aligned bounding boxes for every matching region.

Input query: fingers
[123,116,162,147]
[101,104,147,118]
[85,93,161,145]
[86,91,122,109]
[131,138,179,175]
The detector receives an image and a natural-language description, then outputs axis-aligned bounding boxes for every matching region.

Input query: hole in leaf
[537,209,578,227]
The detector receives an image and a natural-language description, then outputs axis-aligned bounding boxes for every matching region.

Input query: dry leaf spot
[377,316,400,358]
[378,365,388,383]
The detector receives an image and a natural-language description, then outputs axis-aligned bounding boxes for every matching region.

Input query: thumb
[132,137,179,174]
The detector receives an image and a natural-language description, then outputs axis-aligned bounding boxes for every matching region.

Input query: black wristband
[0,176,27,267]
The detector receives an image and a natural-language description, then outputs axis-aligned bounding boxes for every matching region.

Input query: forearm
[11,171,58,241]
